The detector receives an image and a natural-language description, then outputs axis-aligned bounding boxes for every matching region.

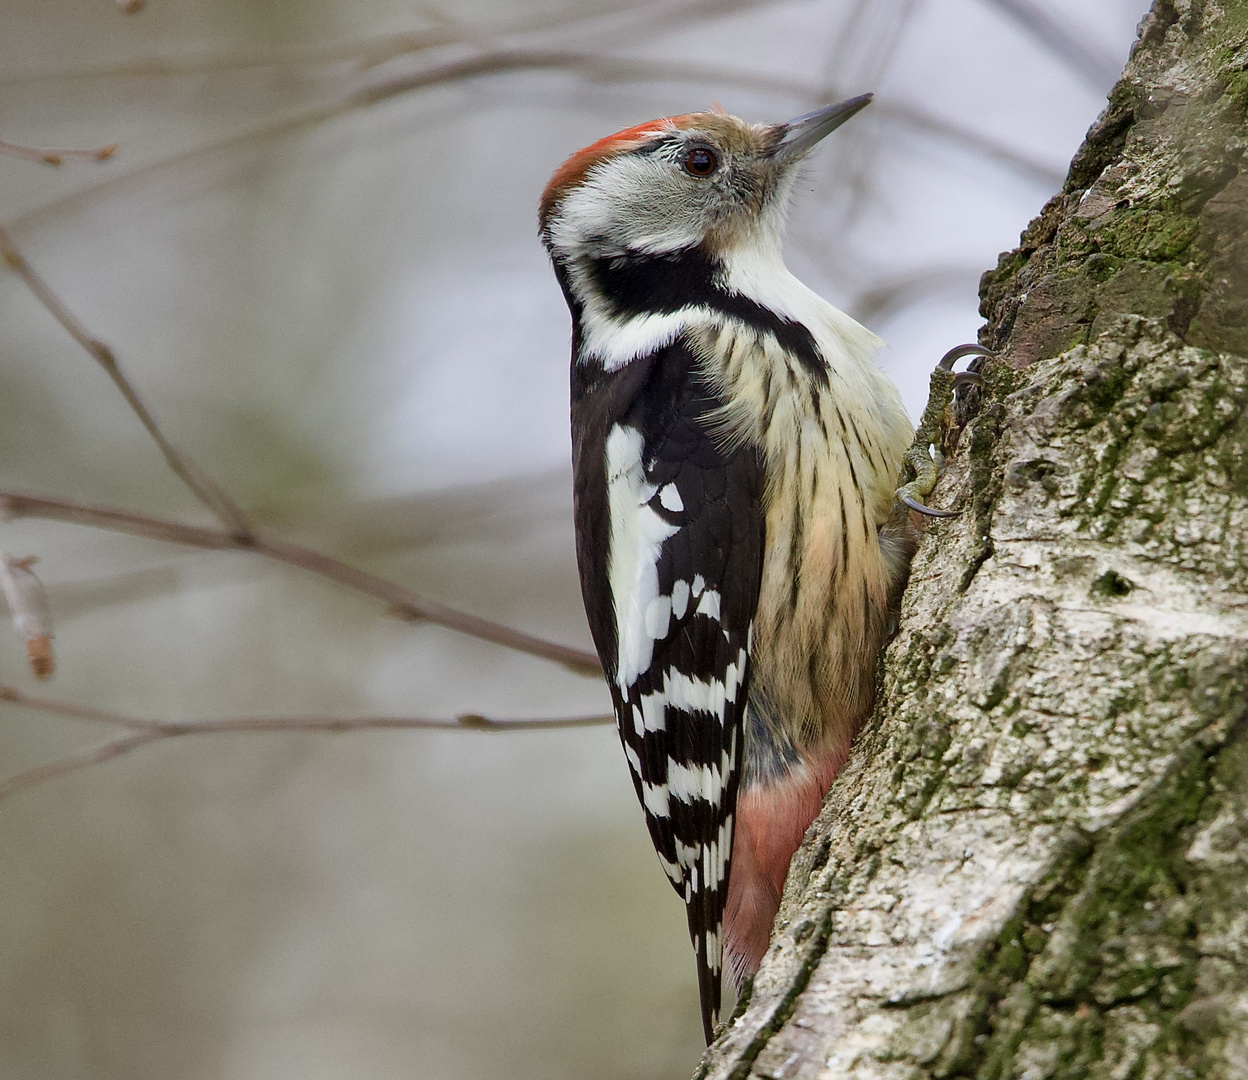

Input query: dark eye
[682,146,718,177]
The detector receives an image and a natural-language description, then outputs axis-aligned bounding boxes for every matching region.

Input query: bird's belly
[724,463,895,983]
[749,463,892,758]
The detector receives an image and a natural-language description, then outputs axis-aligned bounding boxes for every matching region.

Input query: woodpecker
[540,96,927,1043]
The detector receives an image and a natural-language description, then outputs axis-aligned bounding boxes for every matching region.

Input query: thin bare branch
[343,36,1059,189]
[0,491,602,675]
[0,226,253,538]
[0,730,162,802]
[8,50,1060,239]
[0,136,117,166]
[0,684,135,724]
[0,90,602,679]
[0,551,55,678]
[0,10,1024,689]
[0,0,776,86]
[0,682,613,802]
[0,682,612,733]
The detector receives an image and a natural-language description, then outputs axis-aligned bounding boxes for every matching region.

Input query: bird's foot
[894,344,994,518]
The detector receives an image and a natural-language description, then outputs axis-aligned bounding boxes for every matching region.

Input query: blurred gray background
[0,2,1143,1077]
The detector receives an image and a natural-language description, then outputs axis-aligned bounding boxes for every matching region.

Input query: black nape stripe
[586,246,827,384]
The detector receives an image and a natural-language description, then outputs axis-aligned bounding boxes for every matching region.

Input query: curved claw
[937,343,995,371]
[900,493,960,518]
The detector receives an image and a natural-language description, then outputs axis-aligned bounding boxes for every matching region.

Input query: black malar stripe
[584,245,827,385]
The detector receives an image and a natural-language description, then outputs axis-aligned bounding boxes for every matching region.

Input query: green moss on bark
[979,2,1248,366]
[945,715,1248,1080]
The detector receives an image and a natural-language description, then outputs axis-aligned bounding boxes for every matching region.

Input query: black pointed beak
[772,94,873,164]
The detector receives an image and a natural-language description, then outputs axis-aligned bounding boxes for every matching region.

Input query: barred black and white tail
[570,336,764,1041]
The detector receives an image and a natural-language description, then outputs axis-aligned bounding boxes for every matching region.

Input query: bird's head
[539,95,871,264]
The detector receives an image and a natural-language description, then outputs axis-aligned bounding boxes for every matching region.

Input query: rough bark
[698,2,1248,1077]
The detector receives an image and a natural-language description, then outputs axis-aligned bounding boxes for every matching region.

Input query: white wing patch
[597,400,755,1042]
[657,852,683,885]
[711,815,733,888]
[605,424,680,688]
[642,781,670,818]
[668,760,722,805]
[645,595,672,640]
[658,483,684,512]
[695,589,722,620]
[724,647,748,706]
[634,658,748,738]
[623,739,642,778]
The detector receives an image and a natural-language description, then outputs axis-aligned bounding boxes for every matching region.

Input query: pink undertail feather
[723,747,849,985]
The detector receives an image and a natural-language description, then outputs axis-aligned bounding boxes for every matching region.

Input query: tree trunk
[698,2,1248,1076]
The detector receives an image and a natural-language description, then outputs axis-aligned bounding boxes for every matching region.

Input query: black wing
[571,339,765,1042]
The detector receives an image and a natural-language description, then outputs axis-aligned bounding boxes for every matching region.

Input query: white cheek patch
[555,154,707,257]
[554,158,729,372]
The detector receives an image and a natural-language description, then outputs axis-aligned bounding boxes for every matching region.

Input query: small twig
[0,682,613,732]
[0,490,603,675]
[0,226,253,539]
[0,220,600,676]
[0,551,55,678]
[0,682,612,802]
[0,137,117,166]
[0,730,163,802]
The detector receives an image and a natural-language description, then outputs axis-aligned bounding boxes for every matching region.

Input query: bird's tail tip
[695,937,723,1044]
